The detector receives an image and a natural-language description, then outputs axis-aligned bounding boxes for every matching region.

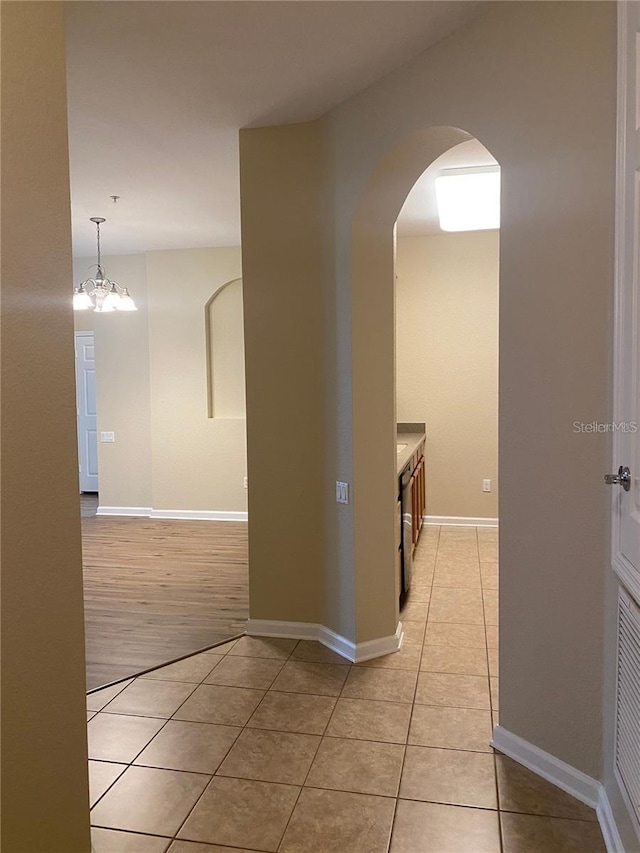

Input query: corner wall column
[239,122,327,628]
[1,3,91,849]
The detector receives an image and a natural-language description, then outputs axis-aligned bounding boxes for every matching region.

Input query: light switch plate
[336,481,349,504]
[100,431,115,443]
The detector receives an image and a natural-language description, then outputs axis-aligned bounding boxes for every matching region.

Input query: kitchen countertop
[397,422,426,474]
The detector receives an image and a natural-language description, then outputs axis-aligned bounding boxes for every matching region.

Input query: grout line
[387,525,440,851]
[88,714,175,811]
[386,797,400,853]
[301,779,404,800]
[168,637,303,847]
[86,678,134,711]
[266,641,347,848]
[316,733,492,754]
[101,683,201,719]
[496,749,505,853]
[89,826,173,848]
[475,525,504,853]
[273,722,330,848]
[89,644,242,820]
[87,762,128,812]
[396,796,499,811]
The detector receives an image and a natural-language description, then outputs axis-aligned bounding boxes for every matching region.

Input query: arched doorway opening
[348,127,501,651]
[394,139,500,713]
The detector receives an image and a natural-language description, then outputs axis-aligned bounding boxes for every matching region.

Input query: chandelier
[73,217,137,312]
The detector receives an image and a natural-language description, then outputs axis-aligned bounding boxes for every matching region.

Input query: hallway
[87,525,605,852]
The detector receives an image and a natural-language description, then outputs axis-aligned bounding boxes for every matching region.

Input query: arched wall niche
[205,277,246,419]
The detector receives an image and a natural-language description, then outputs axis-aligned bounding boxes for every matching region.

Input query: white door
[75,331,99,492]
[611,1,640,599]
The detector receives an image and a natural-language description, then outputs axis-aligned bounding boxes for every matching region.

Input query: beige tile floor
[88,525,606,853]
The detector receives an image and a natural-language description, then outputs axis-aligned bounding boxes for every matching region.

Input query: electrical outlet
[100,431,115,443]
[243,476,248,489]
[336,481,349,504]
[482,479,491,493]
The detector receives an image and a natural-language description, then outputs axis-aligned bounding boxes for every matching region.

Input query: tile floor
[88,525,606,852]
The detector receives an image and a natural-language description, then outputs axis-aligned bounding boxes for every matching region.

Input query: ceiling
[65,1,481,257]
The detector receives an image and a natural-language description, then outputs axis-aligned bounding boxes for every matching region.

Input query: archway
[348,126,502,643]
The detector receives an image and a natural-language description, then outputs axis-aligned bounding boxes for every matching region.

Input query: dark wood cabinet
[411,454,426,552]
[398,431,426,600]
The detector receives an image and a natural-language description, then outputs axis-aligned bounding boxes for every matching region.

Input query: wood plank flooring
[81,497,248,690]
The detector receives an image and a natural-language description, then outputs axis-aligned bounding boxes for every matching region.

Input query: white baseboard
[347,622,404,662]
[96,506,153,517]
[150,509,248,522]
[492,725,601,808]
[425,515,499,527]
[597,786,626,853]
[246,619,403,664]
[95,506,247,521]
[492,725,628,852]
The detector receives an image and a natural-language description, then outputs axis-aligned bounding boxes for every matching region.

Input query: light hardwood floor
[81,496,248,690]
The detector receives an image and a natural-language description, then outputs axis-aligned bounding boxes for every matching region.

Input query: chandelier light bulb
[117,288,137,311]
[103,284,122,311]
[73,285,92,310]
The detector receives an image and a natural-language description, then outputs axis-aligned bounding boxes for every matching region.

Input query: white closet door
[611,1,640,598]
[75,331,98,493]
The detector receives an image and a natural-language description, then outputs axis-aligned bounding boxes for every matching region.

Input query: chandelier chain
[95,220,101,269]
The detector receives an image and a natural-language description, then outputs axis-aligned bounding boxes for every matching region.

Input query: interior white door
[75,331,99,492]
[612,1,640,600]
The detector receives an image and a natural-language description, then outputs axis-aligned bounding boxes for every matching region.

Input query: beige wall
[1,3,91,849]
[396,232,499,519]
[240,122,328,627]
[73,304,94,332]
[147,247,246,513]
[74,247,246,513]
[240,0,616,781]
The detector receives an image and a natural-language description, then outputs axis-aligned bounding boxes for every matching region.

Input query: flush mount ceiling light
[73,217,137,312]
[435,166,500,232]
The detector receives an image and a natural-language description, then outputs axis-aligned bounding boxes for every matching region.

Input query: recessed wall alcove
[205,277,246,419]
